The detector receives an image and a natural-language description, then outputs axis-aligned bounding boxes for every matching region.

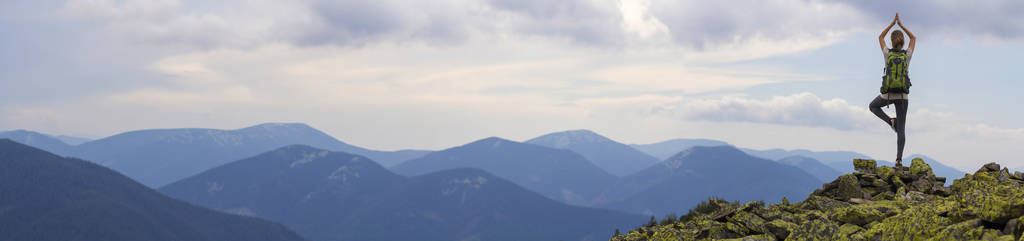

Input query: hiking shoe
[889,118,898,132]
[895,159,903,167]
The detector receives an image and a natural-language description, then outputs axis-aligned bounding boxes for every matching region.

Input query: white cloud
[673,93,876,130]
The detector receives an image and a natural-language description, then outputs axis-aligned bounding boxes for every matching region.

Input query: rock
[979,162,1001,173]
[870,191,895,201]
[838,223,864,236]
[998,168,1012,182]
[876,166,896,181]
[764,219,795,240]
[720,234,777,241]
[787,216,840,240]
[1013,171,1024,181]
[801,195,852,212]
[613,162,1024,241]
[830,203,896,226]
[853,159,876,174]
[848,198,874,205]
[727,211,768,234]
[860,204,952,240]
[910,158,934,178]
[820,174,870,201]
[950,170,1024,225]
[935,219,987,240]
[1004,218,1022,239]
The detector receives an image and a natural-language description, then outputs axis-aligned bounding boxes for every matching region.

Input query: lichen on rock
[611,160,1024,241]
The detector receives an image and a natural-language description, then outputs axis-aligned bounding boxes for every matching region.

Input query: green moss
[829,202,901,226]
[613,162,1024,241]
[949,171,1024,224]
[870,191,894,201]
[829,174,868,201]
[728,211,768,234]
[994,235,1016,241]
[765,219,795,240]
[860,202,951,240]
[876,166,895,181]
[932,219,986,240]
[838,223,864,236]
[785,217,841,241]
[800,196,851,213]
[853,159,876,174]
[909,158,934,177]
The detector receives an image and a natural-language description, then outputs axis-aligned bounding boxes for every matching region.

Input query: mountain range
[596,146,822,216]
[2,123,430,187]
[0,130,76,156]
[0,139,307,241]
[628,138,731,160]
[777,155,844,182]
[629,138,967,186]
[160,145,644,241]
[392,137,617,206]
[526,130,660,176]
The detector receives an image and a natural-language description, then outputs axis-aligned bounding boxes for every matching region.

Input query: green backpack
[881,49,911,94]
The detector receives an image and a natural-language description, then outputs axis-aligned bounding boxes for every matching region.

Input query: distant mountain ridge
[598,146,822,216]
[0,130,75,156]
[0,139,307,241]
[629,138,730,160]
[778,155,843,182]
[161,145,644,241]
[4,123,430,187]
[627,137,967,186]
[392,137,617,206]
[527,130,660,176]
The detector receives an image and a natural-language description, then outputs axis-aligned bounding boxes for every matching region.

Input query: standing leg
[869,95,894,124]
[894,99,909,166]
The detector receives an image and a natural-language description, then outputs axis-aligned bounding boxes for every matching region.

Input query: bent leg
[869,95,894,124]
[895,99,909,163]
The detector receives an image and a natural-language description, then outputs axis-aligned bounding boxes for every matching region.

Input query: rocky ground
[611,158,1024,241]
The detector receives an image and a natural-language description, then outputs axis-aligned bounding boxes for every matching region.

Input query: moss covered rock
[910,158,934,177]
[853,159,876,174]
[610,161,1024,241]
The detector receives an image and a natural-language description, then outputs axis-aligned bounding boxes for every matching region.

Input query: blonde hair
[891,30,905,50]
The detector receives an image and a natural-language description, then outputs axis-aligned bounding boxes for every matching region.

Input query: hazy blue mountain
[0,139,307,241]
[599,146,821,216]
[0,130,74,156]
[73,123,428,187]
[906,154,966,185]
[527,129,660,176]
[55,135,92,145]
[742,149,964,186]
[161,145,644,241]
[392,137,617,206]
[740,148,872,172]
[629,138,730,160]
[777,155,843,183]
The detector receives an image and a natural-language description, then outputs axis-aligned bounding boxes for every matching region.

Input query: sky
[2,0,1023,171]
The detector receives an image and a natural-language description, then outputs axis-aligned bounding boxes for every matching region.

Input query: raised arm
[879,15,898,52]
[896,15,916,53]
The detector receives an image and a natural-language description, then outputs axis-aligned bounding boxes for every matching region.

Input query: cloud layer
[3,0,1024,170]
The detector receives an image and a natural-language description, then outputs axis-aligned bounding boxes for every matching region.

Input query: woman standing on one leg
[869,13,916,167]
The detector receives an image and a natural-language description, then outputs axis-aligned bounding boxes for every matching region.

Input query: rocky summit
[611,158,1024,241]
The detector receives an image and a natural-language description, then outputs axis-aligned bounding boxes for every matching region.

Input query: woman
[869,13,916,167]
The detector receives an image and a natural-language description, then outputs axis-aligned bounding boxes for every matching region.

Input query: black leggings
[869,96,908,162]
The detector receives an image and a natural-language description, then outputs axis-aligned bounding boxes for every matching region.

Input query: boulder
[909,158,935,178]
[979,162,1001,173]
[853,159,876,174]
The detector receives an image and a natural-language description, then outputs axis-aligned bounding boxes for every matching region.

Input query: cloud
[646,0,869,50]
[485,0,625,45]
[674,93,876,130]
[833,1,1024,40]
